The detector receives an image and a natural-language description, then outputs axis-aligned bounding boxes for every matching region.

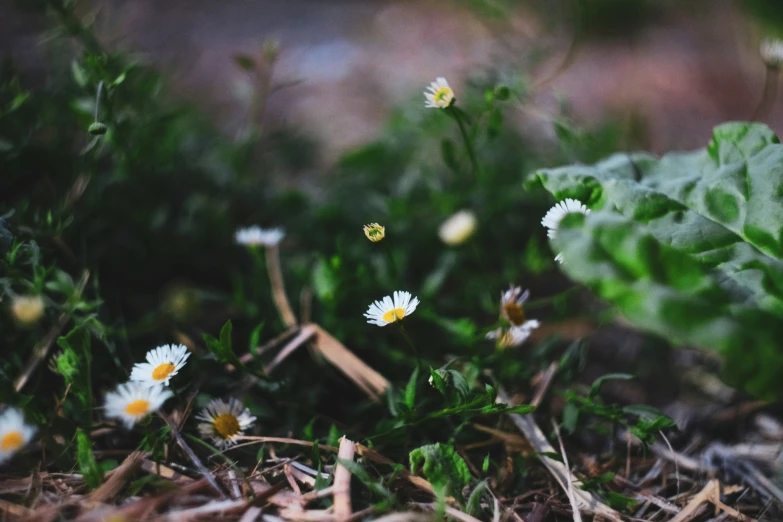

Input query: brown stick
[265,244,297,328]
[159,412,225,498]
[334,437,356,521]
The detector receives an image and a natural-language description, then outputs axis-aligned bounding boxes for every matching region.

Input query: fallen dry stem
[334,437,356,521]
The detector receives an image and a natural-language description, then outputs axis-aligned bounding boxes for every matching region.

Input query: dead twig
[159,412,225,498]
[334,436,356,521]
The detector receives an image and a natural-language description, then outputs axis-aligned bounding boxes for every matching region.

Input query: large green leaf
[527,122,783,398]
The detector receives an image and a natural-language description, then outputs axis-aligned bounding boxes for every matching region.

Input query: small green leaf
[203,320,243,367]
[404,366,419,409]
[71,61,89,87]
[589,373,634,398]
[76,429,103,489]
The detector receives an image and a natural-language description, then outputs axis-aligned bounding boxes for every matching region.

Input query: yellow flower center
[382,308,406,323]
[213,414,241,439]
[125,399,150,416]
[152,363,176,381]
[433,87,453,104]
[502,302,526,327]
[1,431,23,451]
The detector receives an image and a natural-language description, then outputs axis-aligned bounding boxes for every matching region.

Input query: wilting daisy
[197,398,256,449]
[500,285,530,327]
[364,291,420,327]
[363,223,386,242]
[234,226,285,247]
[761,37,783,68]
[438,210,477,246]
[486,320,540,348]
[541,198,590,263]
[104,383,173,429]
[424,77,455,109]
[0,408,36,465]
[130,344,190,387]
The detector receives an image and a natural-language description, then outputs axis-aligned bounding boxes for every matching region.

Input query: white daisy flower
[486,320,540,348]
[363,223,386,243]
[438,210,477,246]
[500,285,530,327]
[364,290,420,327]
[234,226,285,247]
[541,198,590,262]
[197,398,256,449]
[424,77,455,109]
[104,382,173,429]
[130,344,191,387]
[761,37,783,68]
[0,408,36,466]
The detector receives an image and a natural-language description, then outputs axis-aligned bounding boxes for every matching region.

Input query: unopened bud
[438,210,477,246]
[760,37,783,69]
[363,223,386,243]
[88,122,107,135]
[11,295,45,326]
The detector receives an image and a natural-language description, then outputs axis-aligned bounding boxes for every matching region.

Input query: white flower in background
[104,383,173,429]
[364,291,420,327]
[363,223,386,243]
[11,295,45,326]
[500,285,531,327]
[438,210,477,246]
[541,198,590,262]
[130,344,191,387]
[760,37,783,68]
[486,320,540,348]
[424,77,455,109]
[197,398,256,449]
[0,408,36,465]
[234,226,285,247]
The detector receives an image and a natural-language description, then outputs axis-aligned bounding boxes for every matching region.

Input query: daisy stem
[448,106,479,178]
[382,242,400,284]
[396,322,422,370]
[264,245,298,328]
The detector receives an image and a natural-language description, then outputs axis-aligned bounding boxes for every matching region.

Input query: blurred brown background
[4,0,781,163]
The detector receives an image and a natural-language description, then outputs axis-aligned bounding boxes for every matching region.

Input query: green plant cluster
[529,122,783,398]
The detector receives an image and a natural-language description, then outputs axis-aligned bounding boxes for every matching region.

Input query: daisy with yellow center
[197,398,256,449]
[104,383,173,429]
[130,344,190,387]
[0,408,36,466]
[541,198,590,263]
[424,77,455,109]
[363,223,386,242]
[364,290,420,327]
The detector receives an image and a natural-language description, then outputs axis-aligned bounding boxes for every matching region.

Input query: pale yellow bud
[11,295,45,326]
[363,223,386,242]
[438,210,477,246]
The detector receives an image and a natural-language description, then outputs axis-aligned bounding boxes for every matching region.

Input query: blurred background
[5,0,783,169]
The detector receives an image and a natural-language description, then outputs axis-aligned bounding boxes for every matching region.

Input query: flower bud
[363,223,386,243]
[438,210,477,246]
[761,37,783,69]
[88,122,107,135]
[11,295,45,326]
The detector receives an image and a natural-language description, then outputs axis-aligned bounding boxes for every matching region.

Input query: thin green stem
[448,107,479,177]
[382,242,400,285]
[93,81,103,123]
[396,322,421,370]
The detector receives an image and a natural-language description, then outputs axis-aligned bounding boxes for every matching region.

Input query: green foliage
[563,374,675,447]
[409,443,472,502]
[528,122,783,398]
[76,428,103,489]
[203,320,242,368]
